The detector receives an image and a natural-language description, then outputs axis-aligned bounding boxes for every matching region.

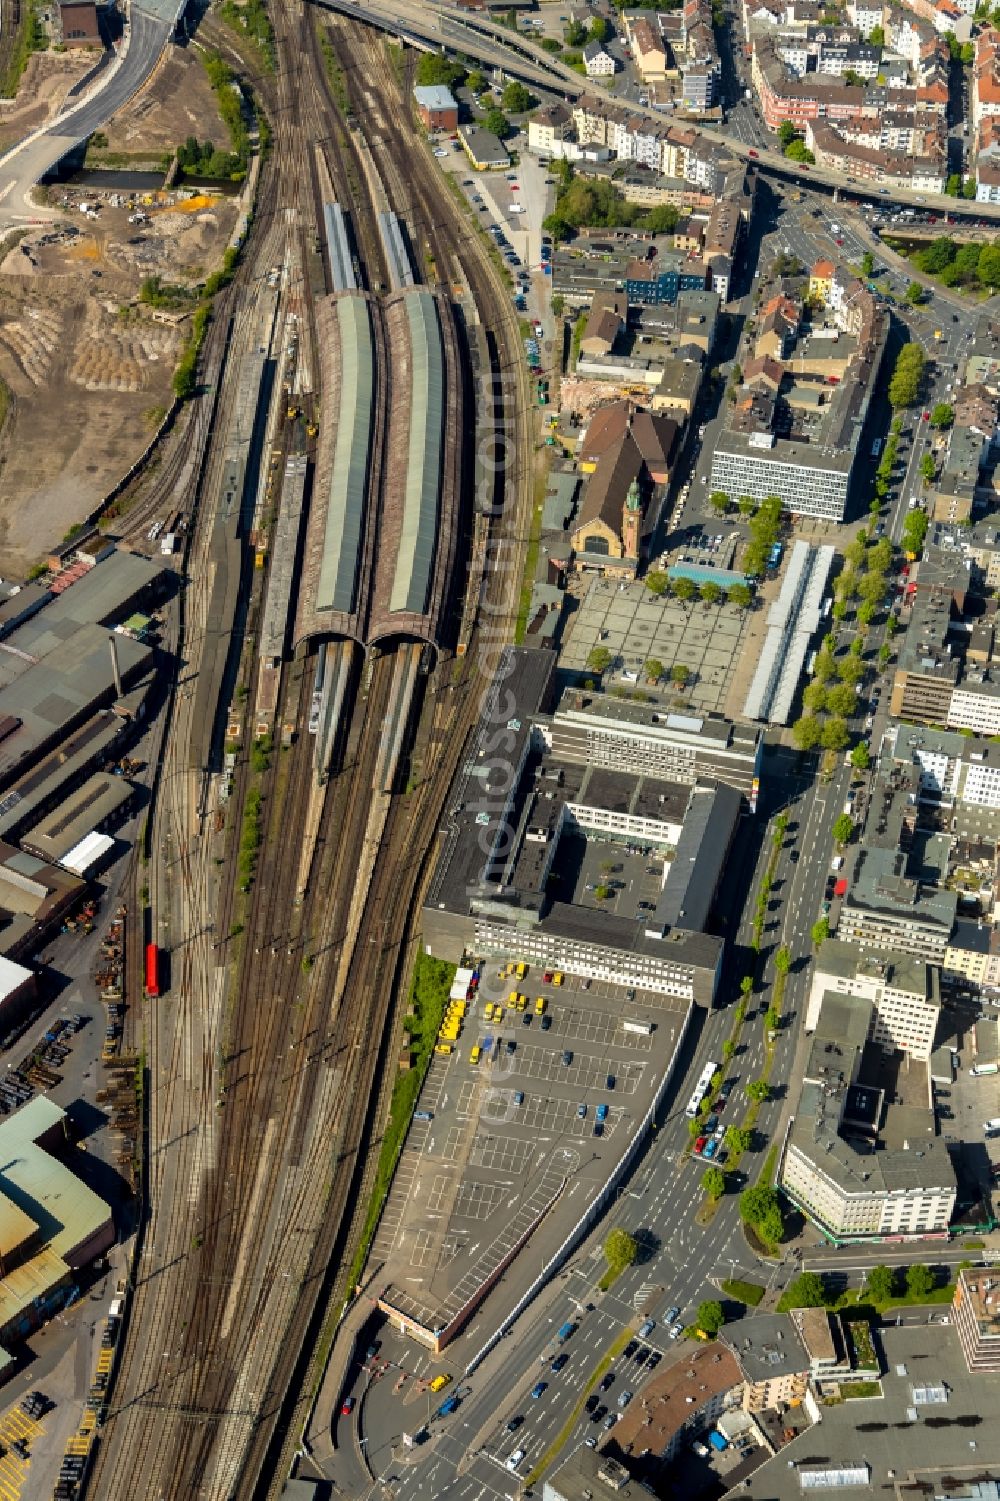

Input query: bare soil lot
[0,45,240,575]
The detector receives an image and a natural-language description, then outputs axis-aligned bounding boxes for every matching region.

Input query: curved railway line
[84,6,533,1499]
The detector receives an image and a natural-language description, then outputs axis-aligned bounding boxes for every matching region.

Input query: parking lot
[370,967,689,1348]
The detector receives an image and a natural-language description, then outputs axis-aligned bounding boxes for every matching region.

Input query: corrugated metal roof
[390,292,444,615]
[318,298,374,616]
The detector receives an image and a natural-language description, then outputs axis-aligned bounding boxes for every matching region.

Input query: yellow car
[516,962,528,979]
[470,1045,482,1065]
[434,1043,453,1056]
[535,996,547,1015]
[517,993,528,1010]
[553,971,564,986]
[430,1373,452,1392]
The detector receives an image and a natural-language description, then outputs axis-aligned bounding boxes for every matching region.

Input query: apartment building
[888,722,1000,841]
[953,1267,1000,1373]
[806,940,942,1059]
[838,847,957,962]
[723,1314,811,1413]
[780,992,957,1242]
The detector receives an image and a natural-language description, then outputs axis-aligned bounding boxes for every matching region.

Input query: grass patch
[219,0,275,71]
[838,1380,882,1400]
[341,954,456,1302]
[513,471,546,646]
[525,1328,632,1486]
[721,1278,765,1307]
[963,1238,986,1249]
[317,22,349,111]
[0,0,46,99]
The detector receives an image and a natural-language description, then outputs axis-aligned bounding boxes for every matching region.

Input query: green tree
[709,490,730,515]
[587,646,612,674]
[725,1125,752,1155]
[785,1271,827,1308]
[865,1264,897,1303]
[466,69,487,91]
[696,1298,725,1336]
[740,975,753,998]
[501,81,534,113]
[860,250,874,278]
[416,53,466,87]
[589,14,609,39]
[978,243,1000,286]
[837,655,863,685]
[672,577,696,603]
[777,120,798,147]
[644,658,664,682]
[792,715,822,751]
[920,452,936,484]
[670,663,691,685]
[906,1262,935,1299]
[832,813,855,846]
[747,1079,770,1103]
[604,1227,639,1274]
[738,495,757,516]
[869,22,884,43]
[878,642,892,668]
[814,650,836,685]
[774,946,791,975]
[645,569,669,596]
[821,717,849,752]
[930,402,954,429]
[700,581,722,605]
[851,741,871,770]
[551,294,565,317]
[727,583,753,610]
[740,1181,781,1232]
[811,915,830,947]
[825,683,857,719]
[703,1166,726,1200]
[564,16,587,43]
[803,681,827,714]
[484,108,510,139]
[784,140,815,163]
[832,599,848,622]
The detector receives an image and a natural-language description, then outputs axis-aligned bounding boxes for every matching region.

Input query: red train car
[145,943,160,998]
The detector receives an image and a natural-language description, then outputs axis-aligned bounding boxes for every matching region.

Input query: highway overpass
[0,0,184,228]
[319,0,1000,226]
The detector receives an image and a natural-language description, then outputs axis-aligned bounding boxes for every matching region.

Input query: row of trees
[902,235,1000,292]
[888,341,926,410]
[645,569,754,610]
[783,1262,938,1308]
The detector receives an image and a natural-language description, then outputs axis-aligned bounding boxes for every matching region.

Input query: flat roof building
[806,939,941,1061]
[953,1265,1000,1372]
[21,774,135,865]
[546,689,763,795]
[423,650,737,1007]
[838,846,957,963]
[0,1096,114,1376]
[780,991,956,1242]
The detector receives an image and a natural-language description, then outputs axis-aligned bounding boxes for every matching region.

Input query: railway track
[87,10,533,1498]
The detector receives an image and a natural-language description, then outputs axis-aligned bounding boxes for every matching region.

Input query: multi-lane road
[312,173,990,1497]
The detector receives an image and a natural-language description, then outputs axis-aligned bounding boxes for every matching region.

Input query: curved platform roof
[368,288,462,652]
[294,293,383,650]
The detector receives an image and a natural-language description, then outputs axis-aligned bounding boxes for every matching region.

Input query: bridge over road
[320,0,1000,227]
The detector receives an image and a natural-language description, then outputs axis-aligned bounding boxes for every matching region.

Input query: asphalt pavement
[0,4,176,229]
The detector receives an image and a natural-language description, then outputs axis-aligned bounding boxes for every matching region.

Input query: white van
[509,203,526,214]
[506,1448,526,1472]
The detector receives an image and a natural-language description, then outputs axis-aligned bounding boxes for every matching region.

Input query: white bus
[685,1060,718,1118]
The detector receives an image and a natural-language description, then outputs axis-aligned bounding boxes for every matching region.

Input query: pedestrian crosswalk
[632,1281,657,1311]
